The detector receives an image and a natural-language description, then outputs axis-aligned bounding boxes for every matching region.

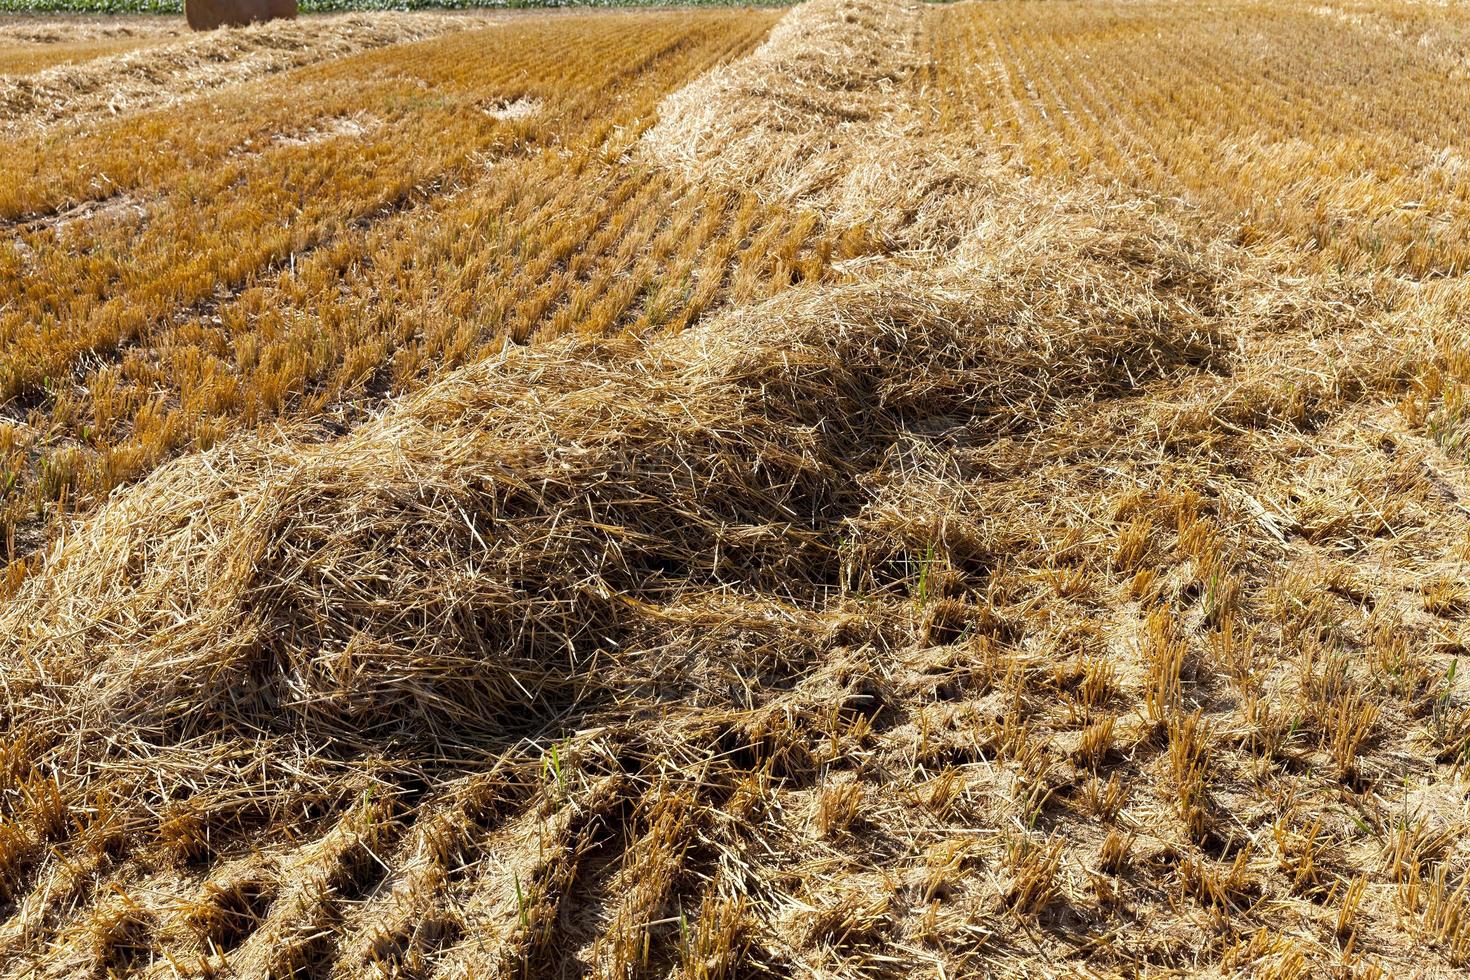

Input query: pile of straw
[1,0,1462,975]
[644,0,931,244]
[0,13,470,133]
[1,266,1222,801]
[0,173,1254,970]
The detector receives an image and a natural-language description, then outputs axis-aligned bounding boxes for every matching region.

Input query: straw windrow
[0,12,471,132]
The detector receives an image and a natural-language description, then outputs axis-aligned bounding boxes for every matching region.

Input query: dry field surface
[7,0,1470,976]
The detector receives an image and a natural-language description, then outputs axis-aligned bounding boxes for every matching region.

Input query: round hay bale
[185,0,297,31]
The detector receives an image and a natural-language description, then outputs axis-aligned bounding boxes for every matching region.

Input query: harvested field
[0,12,479,130]
[0,15,185,73]
[6,0,1470,976]
[0,35,171,74]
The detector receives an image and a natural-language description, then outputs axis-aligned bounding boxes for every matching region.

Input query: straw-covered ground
[7,0,1470,976]
[0,13,478,129]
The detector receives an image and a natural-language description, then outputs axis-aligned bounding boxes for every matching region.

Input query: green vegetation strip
[0,0,782,12]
